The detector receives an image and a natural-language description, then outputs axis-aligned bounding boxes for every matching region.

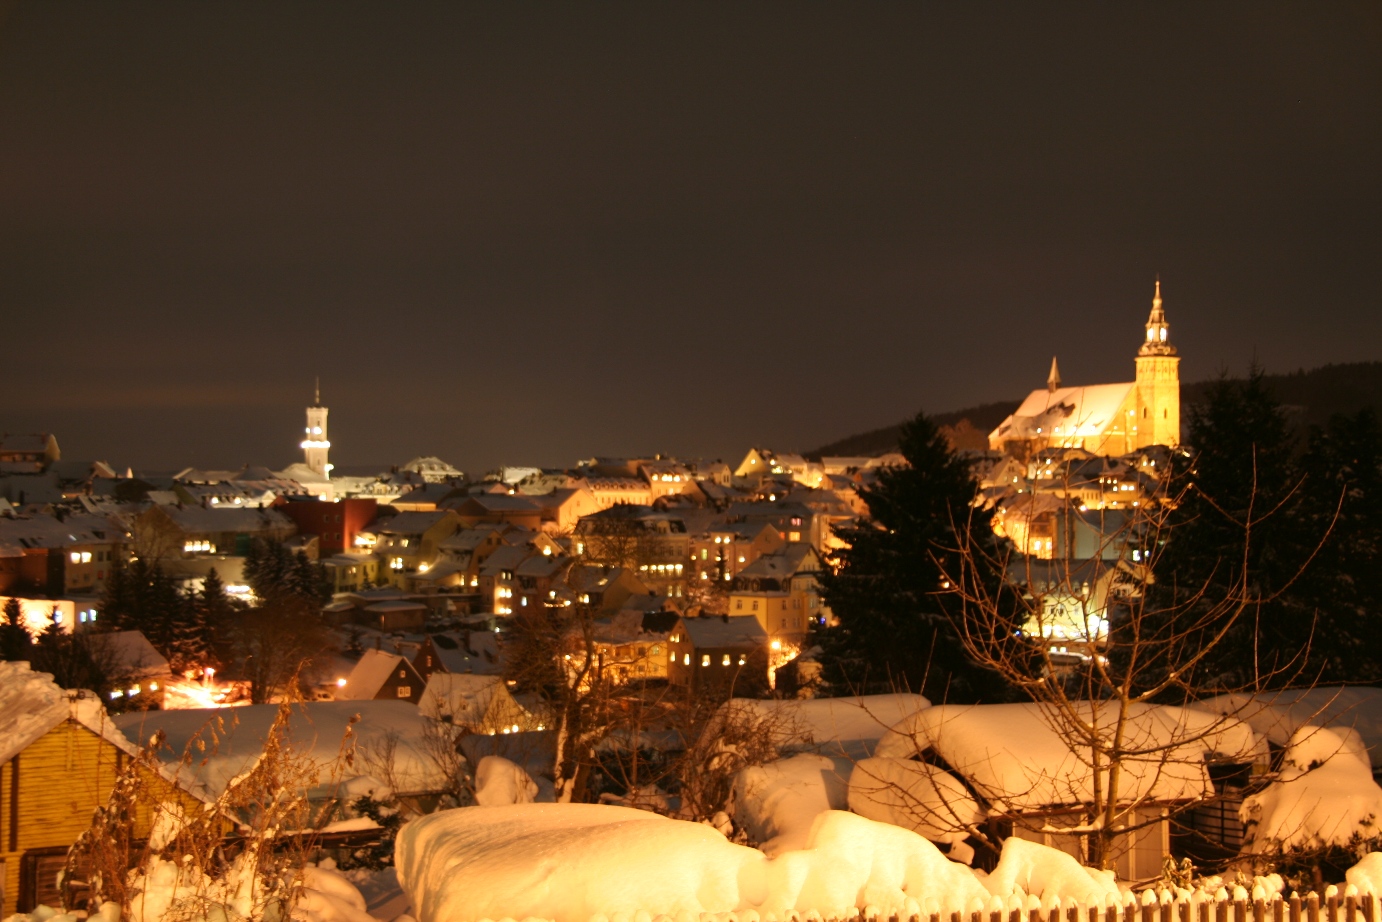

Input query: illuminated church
[989,282,1180,458]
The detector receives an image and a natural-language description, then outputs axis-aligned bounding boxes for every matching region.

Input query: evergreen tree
[196,567,238,671]
[817,411,1016,701]
[1146,369,1315,692]
[1,597,31,661]
[1295,408,1382,682]
[99,558,135,630]
[235,539,331,702]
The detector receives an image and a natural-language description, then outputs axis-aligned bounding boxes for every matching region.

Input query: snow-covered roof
[419,673,534,730]
[154,505,292,534]
[679,615,767,649]
[875,702,1265,814]
[93,630,170,679]
[377,510,455,536]
[0,661,142,764]
[338,648,415,700]
[991,382,1136,444]
[1202,686,1382,765]
[721,694,932,760]
[115,700,453,798]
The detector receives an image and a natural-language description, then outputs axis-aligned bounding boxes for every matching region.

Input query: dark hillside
[807,362,1382,459]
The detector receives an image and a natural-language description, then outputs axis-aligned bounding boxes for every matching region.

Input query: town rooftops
[375,510,457,535]
[152,504,293,534]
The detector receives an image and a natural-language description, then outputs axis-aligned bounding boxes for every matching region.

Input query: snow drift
[395,804,994,922]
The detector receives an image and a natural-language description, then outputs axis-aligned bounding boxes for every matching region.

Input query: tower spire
[1047,356,1062,392]
[1139,277,1175,356]
[314,376,321,407]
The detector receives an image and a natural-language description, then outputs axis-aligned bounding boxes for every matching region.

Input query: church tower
[1134,280,1180,448]
[300,379,331,477]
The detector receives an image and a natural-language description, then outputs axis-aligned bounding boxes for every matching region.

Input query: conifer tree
[1147,369,1315,692]
[197,567,238,670]
[1295,408,1382,682]
[817,410,1016,701]
[235,539,331,702]
[0,597,31,661]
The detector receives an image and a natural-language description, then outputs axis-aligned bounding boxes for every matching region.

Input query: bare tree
[938,471,1326,872]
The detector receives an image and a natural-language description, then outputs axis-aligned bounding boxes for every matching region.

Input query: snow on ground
[1347,852,1382,894]
[396,804,1015,922]
[983,836,1121,904]
[114,701,451,801]
[1241,724,1382,853]
[731,753,852,854]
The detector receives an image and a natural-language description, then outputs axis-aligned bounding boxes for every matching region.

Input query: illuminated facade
[300,379,331,477]
[989,282,1181,457]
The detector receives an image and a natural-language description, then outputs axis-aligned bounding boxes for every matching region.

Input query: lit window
[701,655,710,667]
[722,654,731,666]
[397,686,411,698]
[70,552,80,563]
[684,653,691,665]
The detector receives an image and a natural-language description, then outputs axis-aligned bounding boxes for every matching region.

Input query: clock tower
[1134,280,1181,449]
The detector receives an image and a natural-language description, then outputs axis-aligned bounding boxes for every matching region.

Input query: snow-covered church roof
[990,382,1135,445]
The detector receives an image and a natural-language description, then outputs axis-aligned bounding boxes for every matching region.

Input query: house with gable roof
[0,662,214,914]
[337,648,427,704]
[418,673,539,734]
[365,509,461,586]
[666,614,769,691]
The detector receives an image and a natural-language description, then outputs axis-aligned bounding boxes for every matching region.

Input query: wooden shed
[0,661,210,914]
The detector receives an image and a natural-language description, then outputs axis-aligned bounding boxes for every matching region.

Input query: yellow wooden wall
[0,719,207,915]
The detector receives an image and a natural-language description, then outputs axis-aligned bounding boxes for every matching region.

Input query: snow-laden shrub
[1240,724,1382,882]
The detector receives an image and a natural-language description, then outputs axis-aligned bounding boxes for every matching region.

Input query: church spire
[1139,277,1176,356]
[313,376,321,407]
[1047,355,1062,392]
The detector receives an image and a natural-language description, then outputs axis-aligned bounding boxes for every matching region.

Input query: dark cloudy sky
[1,3,1378,475]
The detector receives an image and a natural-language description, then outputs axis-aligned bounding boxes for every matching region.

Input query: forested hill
[806,362,1382,459]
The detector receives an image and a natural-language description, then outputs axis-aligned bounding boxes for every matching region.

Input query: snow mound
[115,857,380,922]
[395,804,991,922]
[732,753,851,854]
[984,836,1122,905]
[1242,725,1382,853]
[475,755,539,806]
[757,809,990,918]
[395,804,757,922]
[847,756,982,851]
[1346,853,1382,895]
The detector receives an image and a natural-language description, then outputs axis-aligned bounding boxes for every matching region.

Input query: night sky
[1,3,1378,476]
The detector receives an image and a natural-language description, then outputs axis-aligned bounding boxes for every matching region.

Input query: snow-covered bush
[1241,724,1382,882]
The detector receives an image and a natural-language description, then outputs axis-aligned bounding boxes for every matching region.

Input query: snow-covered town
[2,5,1380,922]
[5,285,1382,922]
